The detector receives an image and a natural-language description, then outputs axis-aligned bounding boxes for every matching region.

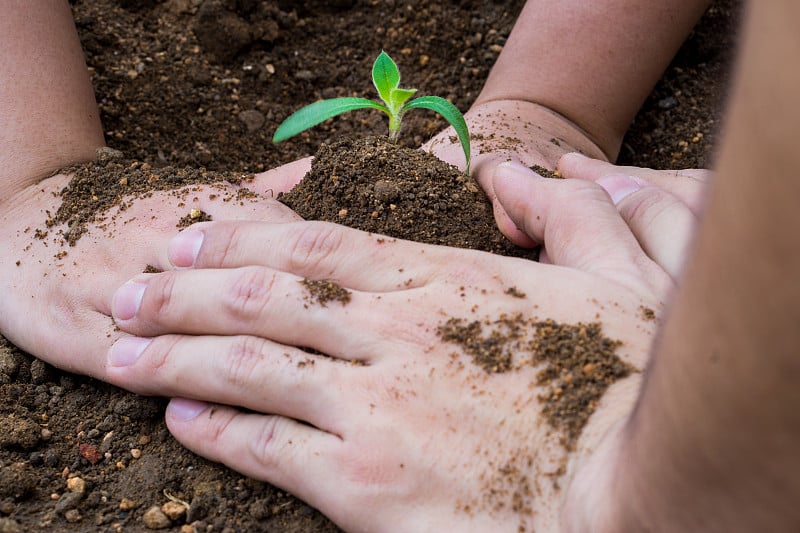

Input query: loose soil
[1,0,742,531]
[279,135,536,258]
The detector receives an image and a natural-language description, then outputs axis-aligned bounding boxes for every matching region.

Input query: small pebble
[142,505,171,529]
[0,517,22,533]
[119,497,137,511]
[64,509,82,523]
[66,476,86,495]
[162,500,187,520]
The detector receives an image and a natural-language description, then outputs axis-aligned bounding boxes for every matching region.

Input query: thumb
[492,161,655,281]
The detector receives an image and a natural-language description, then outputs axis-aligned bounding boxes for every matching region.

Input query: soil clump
[279,136,537,258]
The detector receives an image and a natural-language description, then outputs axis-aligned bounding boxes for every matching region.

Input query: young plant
[273,50,471,173]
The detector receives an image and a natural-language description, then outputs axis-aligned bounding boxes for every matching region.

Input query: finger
[558,152,709,215]
[165,399,344,514]
[473,155,538,247]
[492,161,666,288]
[106,334,350,430]
[110,266,431,359]
[167,220,445,292]
[595,174,697,279]
[250,156,312,197]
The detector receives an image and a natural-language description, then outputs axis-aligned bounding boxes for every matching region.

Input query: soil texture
[1,0,742,531]
[279,136,536,258]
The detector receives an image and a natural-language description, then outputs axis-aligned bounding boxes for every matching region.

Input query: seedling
[273,50,471,173]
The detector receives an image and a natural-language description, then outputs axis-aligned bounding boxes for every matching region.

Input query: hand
[424,99,609,247]
[0,158,308,378]
[106,170,676,532]
[554,152,710,279]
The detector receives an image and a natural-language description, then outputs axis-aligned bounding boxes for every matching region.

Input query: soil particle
[142,505,171,529]
[48,154,254,246]
[0,463,36,500]
[532,320,636,449]
[437,315,524,374]
[176,208,213,228]
[301,279,352,307]
[0,518,23,533]
[0,415,42,451]
[437,316,635,450]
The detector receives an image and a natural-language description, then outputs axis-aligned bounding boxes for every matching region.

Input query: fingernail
[596,174,642,204]
[169,229,204,268]
[496,161,540,179]
[109,337,151,367]
[168,398,209,421]
[112,280,147,320]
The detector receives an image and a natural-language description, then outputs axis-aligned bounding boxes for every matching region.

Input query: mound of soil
[0,0,742,531]
[279,135,536,258]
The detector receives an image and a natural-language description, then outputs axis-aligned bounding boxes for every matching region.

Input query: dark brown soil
[300,279,352,308]
[0,0,742,531]
[279,136,536,258]
[47,148,254,246]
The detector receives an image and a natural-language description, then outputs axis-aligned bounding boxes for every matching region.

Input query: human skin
[110,1,800,531]
[0,0,709,376]
[428,0,711,245]
[0,1,725,531]
[106,181,675,531]
[564,1,800,530]
[0,1,305,376]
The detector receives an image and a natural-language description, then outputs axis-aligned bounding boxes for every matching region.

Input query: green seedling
[273,50,471,173]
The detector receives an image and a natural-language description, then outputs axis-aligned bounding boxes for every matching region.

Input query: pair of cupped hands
[0,101,708,532]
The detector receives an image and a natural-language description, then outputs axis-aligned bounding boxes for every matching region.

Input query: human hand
[553,153,709,279]
[0,158,308,378]
[424,99,608,247]
[106,169,675,532]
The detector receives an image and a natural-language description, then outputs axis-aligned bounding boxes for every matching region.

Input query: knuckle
[203,222,248,267]
[222,266,275,322]
[146,271,180,323]
[286,222,345,275]
[221,335,268,388]
[248,417,282,470]
[206,409,236,449]
[622,189,677,227]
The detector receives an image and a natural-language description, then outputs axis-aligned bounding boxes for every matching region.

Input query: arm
[428,0,712,245]
[0,1,302,377]
[566,1,800,529]
[476,0,711,160]
[0,0,104,203]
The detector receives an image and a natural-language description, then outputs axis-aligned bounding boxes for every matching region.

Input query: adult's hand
[553,152,709,279]
[425,99,608,248]
[106,170,675,532]
[0,161,305,378]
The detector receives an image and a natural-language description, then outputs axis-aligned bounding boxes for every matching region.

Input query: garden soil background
[1,0,741,531]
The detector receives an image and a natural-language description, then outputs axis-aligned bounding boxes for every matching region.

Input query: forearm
[0,0,104,204]
[615,1,800,529]
[475,0,711,160]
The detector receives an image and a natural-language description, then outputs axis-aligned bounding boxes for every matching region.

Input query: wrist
[469,97,616,163]
[425,99,609,174]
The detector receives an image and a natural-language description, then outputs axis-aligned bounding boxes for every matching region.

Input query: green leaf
[404,96,471,173]
[273,97,388,142]
[372,51,400,106]
[389,87,417,114]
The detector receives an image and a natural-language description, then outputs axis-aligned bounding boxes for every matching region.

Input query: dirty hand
[0,161,305,378]
[107,170,676,532]
[553,152,709,278]
[424,99,609,247]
